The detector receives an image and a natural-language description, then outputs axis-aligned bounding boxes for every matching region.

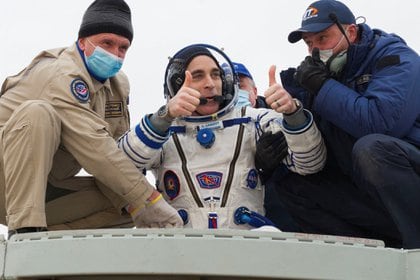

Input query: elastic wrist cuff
[128,203,146,216]
[283,102,306,127]
[148,193,162,206]
[149,113,172,135]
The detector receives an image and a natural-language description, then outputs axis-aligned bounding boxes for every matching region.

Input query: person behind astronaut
[118,44,327,229]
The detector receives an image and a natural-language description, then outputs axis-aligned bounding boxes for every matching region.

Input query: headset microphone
[199,96,225,105]
[199,98,207,105]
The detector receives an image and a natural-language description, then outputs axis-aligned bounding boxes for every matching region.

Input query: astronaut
[118,44,326,229]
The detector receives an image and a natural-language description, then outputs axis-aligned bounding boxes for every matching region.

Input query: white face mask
[235,89,252,108]
[318,34,346,63]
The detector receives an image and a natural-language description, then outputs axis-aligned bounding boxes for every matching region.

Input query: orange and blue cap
[288,0,355,43]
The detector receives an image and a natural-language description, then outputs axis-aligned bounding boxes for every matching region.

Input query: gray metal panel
[406,249,420,280]
[1,229,412,279]
[0,235,5,279]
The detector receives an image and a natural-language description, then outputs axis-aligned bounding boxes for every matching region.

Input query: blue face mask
[235,89,252,108]
[85,40,123,79]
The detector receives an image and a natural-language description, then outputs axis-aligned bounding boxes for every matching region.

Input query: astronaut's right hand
[167,71,201,118]
[132,193,183,228]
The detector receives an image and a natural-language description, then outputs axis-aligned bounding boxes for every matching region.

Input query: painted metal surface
[1,229,417,280]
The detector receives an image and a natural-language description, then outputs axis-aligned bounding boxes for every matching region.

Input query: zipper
[221,106,246,207]
[172,133,204,207]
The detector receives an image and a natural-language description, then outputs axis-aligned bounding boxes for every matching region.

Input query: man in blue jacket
[264,0,420,248]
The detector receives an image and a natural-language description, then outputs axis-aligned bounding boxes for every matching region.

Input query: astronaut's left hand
[255,130,288,182]
[264,65,298,115]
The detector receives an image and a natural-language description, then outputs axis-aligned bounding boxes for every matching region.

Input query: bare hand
[264,65,297,114]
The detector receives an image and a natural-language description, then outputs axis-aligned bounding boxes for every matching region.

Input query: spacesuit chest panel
[159,113,262,205]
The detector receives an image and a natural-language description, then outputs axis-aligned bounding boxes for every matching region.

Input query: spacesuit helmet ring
[163,44,239,121]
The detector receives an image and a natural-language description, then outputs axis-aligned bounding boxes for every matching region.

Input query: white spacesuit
[118,44,326,229]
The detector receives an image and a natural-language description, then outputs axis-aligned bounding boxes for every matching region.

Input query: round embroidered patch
[246,169,258,189]
[70,78,90,103]
[163,170,180,200]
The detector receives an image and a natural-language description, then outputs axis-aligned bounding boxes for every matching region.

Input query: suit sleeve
[46,76,154,210]
[256,108,326,175]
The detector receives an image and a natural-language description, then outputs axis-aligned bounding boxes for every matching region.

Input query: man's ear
[348,24,358,43]
[252,86,258,98]
[78,38,86,51]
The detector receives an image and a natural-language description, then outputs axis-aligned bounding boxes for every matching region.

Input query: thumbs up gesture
[166,71,201,118]
[264,65,297,114]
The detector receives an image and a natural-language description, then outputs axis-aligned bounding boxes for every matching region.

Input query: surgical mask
[85,40,123,79]
[235,89,252,108]
[318,34,346,63]
[317,28,349,77]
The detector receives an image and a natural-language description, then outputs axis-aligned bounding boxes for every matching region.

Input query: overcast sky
[2,0,420,122]
[1,0,419,234]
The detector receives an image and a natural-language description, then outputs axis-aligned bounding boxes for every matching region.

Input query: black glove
[255,131,288,183]
[294,48,330,94]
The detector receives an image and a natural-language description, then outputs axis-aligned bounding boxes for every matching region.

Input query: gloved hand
[132,194,183,228]
[255,131,288,183]
[235,89,252,108]
[294,48,330,95]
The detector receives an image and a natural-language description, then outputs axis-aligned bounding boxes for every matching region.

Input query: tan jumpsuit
[0,43,154,231]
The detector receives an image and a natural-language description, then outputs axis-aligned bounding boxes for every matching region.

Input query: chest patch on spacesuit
[70,78,90,103]
[246,169,258,189]
[163,170,180,200]
[196,171,222,189]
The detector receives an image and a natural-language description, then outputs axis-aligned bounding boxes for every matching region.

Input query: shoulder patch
[376,55,400,71]
[163,170,180,200]
[70,78,90,103]
[246,169,258,189]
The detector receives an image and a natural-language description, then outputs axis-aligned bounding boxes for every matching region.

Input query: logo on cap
[302,6,319,21]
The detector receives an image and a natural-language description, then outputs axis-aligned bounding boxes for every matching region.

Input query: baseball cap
[232,62,253,80]
[288,0,355,43]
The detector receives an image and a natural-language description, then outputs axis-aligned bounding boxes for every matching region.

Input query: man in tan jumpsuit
[0,0,183,236]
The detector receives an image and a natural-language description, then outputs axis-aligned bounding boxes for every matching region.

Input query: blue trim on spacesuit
[169,116,251,134]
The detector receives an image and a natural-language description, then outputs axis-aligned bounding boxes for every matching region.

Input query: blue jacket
[281,23,420,175]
